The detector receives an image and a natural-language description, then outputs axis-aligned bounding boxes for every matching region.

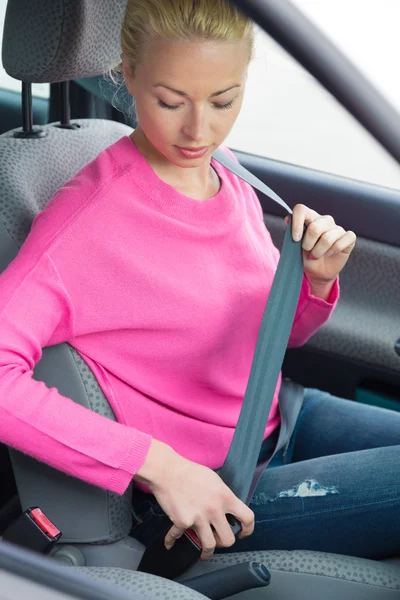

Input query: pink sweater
[0,137,338,495]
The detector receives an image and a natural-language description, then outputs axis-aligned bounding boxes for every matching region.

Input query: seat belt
[138,149,304,581]
[212,149,304,505]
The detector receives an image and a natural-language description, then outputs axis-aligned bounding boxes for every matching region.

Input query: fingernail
[327,250,335,256]
[293,231,302,242]
[165,542,173,550]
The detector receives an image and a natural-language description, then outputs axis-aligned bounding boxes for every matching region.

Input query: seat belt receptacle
[1,507,62,554]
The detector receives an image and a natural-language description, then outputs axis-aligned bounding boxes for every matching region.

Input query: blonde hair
[121,0,254,70]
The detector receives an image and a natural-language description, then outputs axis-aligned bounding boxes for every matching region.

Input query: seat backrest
[0,0,133,545]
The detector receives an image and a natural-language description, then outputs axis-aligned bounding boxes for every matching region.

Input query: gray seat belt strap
[212,148,304,504]
[212,148,292,214]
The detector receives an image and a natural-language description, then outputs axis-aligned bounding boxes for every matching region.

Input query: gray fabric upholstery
[77,548,400,599]
[207,550,400,591]
[70,348,116,420]
[69,347,133,542]
[2,0,127,83]
[10,340,133,544]
[77,568,208,599]
[69,348,133,541]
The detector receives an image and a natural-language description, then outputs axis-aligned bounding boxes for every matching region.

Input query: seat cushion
[76,567,208,599]
[189,550,400,599]
[77,549,400,600]
[207,549,400,588]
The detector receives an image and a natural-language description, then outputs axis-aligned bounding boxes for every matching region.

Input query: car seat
[1,0,399,598]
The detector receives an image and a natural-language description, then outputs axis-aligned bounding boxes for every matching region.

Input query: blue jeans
[131,389,400,559]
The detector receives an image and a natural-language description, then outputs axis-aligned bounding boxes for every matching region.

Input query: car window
[293,0,400,114]
[0,0,49,99]
[226,18,400,191]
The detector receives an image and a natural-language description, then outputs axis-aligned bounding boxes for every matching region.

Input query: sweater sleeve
[288,274,339,348]
[0,252,151,495]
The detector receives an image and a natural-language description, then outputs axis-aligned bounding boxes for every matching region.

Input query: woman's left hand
[285,204,356,298]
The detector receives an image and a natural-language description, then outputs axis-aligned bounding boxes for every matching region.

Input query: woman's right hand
[134,439,255,560]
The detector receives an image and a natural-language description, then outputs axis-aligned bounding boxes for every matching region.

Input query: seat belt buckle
[227,514,242,535]
[2,507,62,554]
[138,524,202,579]
[137,515,242,580]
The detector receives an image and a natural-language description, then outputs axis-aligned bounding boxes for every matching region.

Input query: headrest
[2,0,127,83]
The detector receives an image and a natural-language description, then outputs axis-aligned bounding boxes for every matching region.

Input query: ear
[122,58,136,97]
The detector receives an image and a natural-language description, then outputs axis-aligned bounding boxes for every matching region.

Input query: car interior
[0,0,400,599]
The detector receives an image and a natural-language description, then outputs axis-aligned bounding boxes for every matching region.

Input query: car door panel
[236,150,400,246]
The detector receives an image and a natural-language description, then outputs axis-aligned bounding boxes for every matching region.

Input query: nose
[182,105,207,142]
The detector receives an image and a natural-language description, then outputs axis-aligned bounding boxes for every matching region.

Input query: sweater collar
[115,136,237,225]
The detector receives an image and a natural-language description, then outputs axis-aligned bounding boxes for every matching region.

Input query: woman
[0,0,398,561]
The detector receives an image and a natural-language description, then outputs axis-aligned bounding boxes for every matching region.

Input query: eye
[157,99,180,110]
[213,100,234,110]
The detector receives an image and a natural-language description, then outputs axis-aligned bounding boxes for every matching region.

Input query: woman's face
[124,37,249,167]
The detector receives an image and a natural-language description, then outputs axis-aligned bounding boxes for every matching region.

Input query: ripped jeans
[131,389,400,559]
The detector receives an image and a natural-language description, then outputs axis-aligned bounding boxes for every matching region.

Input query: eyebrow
[153,84,241,98]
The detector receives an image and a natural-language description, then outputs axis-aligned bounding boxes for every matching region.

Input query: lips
[176,145,210,159]
[178,146,208,151]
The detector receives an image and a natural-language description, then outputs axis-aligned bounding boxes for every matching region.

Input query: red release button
[29,508,61,539]
[185,528,201,548]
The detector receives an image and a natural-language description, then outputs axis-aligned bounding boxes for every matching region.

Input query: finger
[302,215,336,252]
[230,505,255,539]
[164,524,185,550]
[291,204,319,242]
[195,522,217,561]
[307,226,346,259]
[212,517,236,549]
[326,230,357,256]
